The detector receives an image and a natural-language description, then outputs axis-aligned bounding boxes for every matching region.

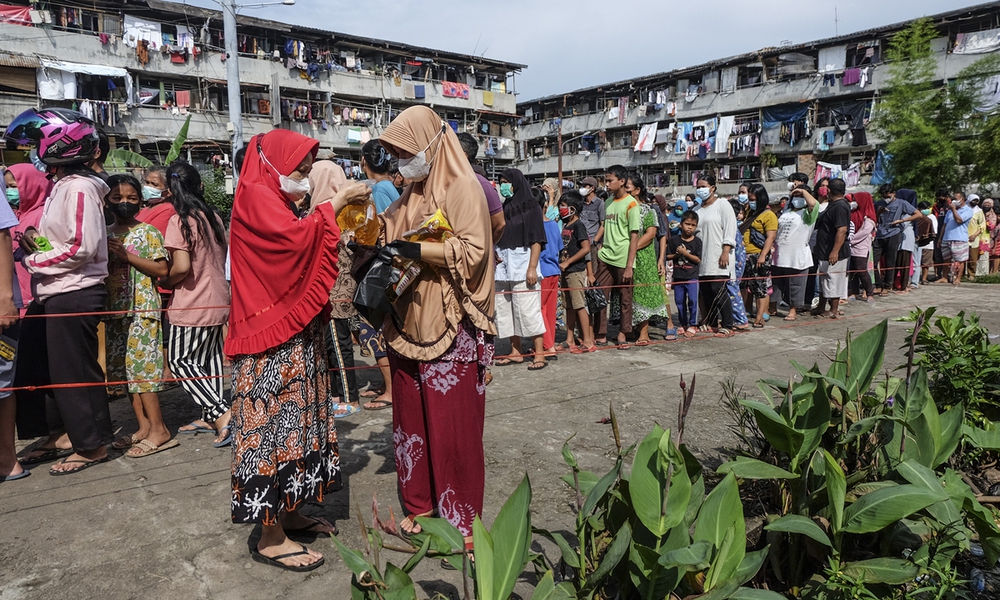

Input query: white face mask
[397,126,445,183]
[579,186,592,197]
[281,174,310,200]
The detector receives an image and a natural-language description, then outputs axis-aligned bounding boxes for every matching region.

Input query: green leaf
[561,437,579,469]
[164,114,192,165]
[964,424,1000,451]
[696,578,741,600]
[530,570,555,600]
[765,515,832,547]
[663,440,693,532]
[895,460,948,501]
[630,426,670,536]
[936,405,964,467]
[658,539,712,569]
[730,588,789,600]
[740,400,803,456]
[841,320,888,399]
[331,534,381,580]
[472,516,495,600]
[106,148,154,170]
[382,563,416,600]
[491,475,533,600]
[533,529,580,569]
[845,480,899,502]
[561,470,599,496]
[735,547,770,586]
[842,484,943,534]
[414,516,465,552]
[695,473,746,589]
[842,416,887,445]
[841,557,920,585]
[581,457,622,517]
[402,535,431,573]
[822,451,846,532]
[717,457,798,480]
[585,522,631,587]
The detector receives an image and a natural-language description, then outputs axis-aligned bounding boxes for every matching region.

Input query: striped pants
[169,325,227,422]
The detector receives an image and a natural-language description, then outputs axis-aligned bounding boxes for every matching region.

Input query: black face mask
[112,201,141,221]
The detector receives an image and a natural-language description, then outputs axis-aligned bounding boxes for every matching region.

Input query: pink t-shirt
[163,213,230,327]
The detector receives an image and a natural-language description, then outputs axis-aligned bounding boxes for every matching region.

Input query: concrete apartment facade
[514,2,1000,197]
[0,0,524,174]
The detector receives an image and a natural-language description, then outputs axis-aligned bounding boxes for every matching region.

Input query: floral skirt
[230,317,340,525]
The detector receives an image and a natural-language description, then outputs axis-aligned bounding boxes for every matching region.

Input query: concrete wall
[0,21,517,153]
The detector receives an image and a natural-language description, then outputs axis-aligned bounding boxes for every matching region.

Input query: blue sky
[182,0,985,100]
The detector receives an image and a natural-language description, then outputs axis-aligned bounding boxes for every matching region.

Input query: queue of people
[0,105,990,575]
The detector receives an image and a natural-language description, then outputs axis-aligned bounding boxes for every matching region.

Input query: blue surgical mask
[142,185,162,202]
[790,197,807,210]
[737,193,749,204]
[499,183,513,198]
[5,188,19,207]
[748,201,757,211]
[695,187,711,201]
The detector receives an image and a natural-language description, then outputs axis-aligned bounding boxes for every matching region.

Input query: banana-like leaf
[717,457,798,480]
[490,475,533,600]
[765,515,832,547]
[382,563,416,600]
[164,114,192,165]
[106,148,153,169]
[841,557,920,584]
[842,484,942,534]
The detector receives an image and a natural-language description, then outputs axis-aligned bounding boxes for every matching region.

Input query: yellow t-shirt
[743,210,778,255]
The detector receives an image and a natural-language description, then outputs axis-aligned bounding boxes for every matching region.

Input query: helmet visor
[4,109,46,146]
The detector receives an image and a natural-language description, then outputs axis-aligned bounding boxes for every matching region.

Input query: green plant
[901,308,1000,429]
[164,114,192,165]
[201,167,233,219]
[106,148,153,170]
[471,475,534,600]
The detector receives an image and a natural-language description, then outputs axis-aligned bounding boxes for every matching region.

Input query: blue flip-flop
[333,403,361,419]
[665,328,678,341]
[178,421,216,435]
[0,468,30,482]
[212,425,233,448]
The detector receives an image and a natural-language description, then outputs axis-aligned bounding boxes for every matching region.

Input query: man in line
[812,179,850,319]
[873,185,914,295]
[593,165,640,347]
[577,176,604,327]
[940,190,974,285]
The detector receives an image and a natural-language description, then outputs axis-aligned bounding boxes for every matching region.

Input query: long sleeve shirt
[695,198,737,278]
[25,174,109,301]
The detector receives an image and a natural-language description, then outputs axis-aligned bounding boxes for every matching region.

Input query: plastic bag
[585,286,607,314]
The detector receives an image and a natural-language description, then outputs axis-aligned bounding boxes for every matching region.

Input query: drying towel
[842,68,861,86]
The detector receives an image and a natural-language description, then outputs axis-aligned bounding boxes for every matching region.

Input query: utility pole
[557,94,567,186]
[222,0,243,157]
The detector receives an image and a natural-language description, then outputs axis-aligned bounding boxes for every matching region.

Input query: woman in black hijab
[493,168,548,369]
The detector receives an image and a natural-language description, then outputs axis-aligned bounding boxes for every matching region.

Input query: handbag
[351,243,399,330]
[585,286,607,314]
[749,225,768,251]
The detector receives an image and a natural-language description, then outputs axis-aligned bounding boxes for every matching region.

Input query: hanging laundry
[617,97,628,125]
[634,123,657,152]
[842,68,861,86]
[858,66,871,89]
[413,85,425,99]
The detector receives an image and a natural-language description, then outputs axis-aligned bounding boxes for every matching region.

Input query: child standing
[667,211,702,337]
[558,192,596,352]
[538,188,564,355]
[104,175,176,457]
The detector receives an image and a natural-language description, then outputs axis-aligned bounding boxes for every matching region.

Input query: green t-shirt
[598,194,642,268]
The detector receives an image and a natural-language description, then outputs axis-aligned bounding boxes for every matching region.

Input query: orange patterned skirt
[230,318,340,524]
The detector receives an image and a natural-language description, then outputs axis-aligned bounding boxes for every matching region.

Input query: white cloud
[183,0,983,99]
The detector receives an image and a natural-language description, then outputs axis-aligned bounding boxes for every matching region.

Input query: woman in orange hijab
[226,130,369,572]
[373,106,495,548]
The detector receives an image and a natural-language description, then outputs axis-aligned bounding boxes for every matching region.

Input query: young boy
[558,191,596,352]
[666,211,702,338]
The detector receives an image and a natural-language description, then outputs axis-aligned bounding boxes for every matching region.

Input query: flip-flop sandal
[112,433,141,450]
[493,357,524,366]
[714,328,735,338]
[635,340,651,347]
[360,387,386,398]
[594,340,609,346]
[126,438,180,458]
[178,421,215,435]
[569,346,585,354]
[783,315,797,321]
[752,323,765,329]
[527,361,548,370]
[0,469,30,482]
[49,456,110,476]
[616,343,631,350]
[251,545,324,572]
[333,403,362,419]
[665,328,678,341]
[363,399,393,411]
[285,516,338,537]
[19,447,73,466]
[212,426,233,448]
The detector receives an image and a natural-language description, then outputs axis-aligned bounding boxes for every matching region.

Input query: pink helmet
[4,108,100,167]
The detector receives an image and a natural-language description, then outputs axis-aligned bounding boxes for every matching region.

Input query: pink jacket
[24,174,109,302]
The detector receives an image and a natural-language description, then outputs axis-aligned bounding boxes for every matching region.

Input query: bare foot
[362,393,392,410]
[212,411,233,445]
[178,419,213,433]
[18,433,73,461]
[48,448,108,474]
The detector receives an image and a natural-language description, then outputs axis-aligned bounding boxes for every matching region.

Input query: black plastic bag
[351,243,399,330]
[585,286,607,313]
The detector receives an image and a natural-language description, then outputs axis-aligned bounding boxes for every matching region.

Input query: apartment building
[515,2,1000,196]
[0,0,524,176]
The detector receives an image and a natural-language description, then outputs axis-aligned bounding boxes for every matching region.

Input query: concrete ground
[1,283,998,600]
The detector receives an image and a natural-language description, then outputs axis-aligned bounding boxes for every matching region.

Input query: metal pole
[223,1,243,156]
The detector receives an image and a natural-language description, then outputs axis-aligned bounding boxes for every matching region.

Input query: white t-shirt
[774,207,818,270]
[923,216,938,252]
[495,246,543,282]
[695,199,737,279]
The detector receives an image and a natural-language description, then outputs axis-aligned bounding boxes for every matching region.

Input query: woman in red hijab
[226,130,370,572]
[4,164,53,310]
[848,191,876,301]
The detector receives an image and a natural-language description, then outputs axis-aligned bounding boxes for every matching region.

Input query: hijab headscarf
[308,160,348,211]
[849,191,876,232]
[896,189,918,210]
[225,130,341,356]
[542,177,561,203]
[497,168,546,251]
[6,164,52,307]
[309,161,357,320]
[378,105,495,361]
